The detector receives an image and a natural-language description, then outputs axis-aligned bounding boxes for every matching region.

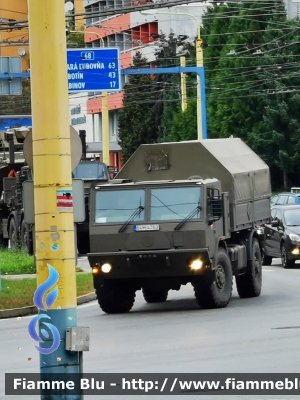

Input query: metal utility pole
[180,56,187,111]
[196,31,204,140]
[27,0,80,398]
[101,91,110,165]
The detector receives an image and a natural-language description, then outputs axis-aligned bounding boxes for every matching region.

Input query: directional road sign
[67,48,120,92]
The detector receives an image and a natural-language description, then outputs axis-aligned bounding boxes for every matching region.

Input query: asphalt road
[1,257,300,400]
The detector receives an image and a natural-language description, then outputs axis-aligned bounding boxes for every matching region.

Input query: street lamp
[141,9,205,140]
[68,30,110,165]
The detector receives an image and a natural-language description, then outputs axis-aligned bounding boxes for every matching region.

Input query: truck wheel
[236,238,262,298]
[77,233,90,255]
[262,252,272,266]
[96,283,136,314]
[193,248,233,309]
[281,244,295,269]
[21,220,33,255]
[9,218,20,250]
[142,288,168,303]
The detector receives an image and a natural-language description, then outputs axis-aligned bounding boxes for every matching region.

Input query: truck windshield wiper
[118,205,144,233]
[174,205,202,231]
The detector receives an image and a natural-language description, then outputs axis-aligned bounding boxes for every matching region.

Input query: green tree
[167,101,198,142]
[165,1,300,188]
[152,31,195,141]
[118,52,157,163]
[206,1,285,141]
[247,17,300,188]
[67,31,85,48]
[153,31,181,141]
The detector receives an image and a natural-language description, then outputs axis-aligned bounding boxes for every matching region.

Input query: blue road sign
[67,48,120,92]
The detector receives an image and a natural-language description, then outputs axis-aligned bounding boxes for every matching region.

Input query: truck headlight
[101,263,112,273]
[190,259,203,271]
[289,234,300,242]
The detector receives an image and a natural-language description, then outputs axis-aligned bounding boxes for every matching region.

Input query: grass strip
[0,249,35,275]
[0,273,94,310]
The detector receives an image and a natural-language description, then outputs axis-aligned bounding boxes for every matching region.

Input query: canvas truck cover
[116,138,272,231]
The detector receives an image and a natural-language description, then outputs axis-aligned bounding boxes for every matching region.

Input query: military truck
[73,130,110,254]
[0,129,31,249]
[87,138,272,314]
[0,128,109,254]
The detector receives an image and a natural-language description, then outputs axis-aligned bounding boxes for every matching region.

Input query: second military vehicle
[87,138,272,314]
[0,128,109,254]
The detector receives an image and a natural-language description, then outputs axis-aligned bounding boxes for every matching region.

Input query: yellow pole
[180,56,187,112]
[102,91,110,164]
[28,0,80,391]
[196,30,204,140]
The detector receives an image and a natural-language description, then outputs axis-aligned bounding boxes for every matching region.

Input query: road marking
[263,269,275,272]
[0,301,98,323]
[78,301,98,309]
[0,314,33,322]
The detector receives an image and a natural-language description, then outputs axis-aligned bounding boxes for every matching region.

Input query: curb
[0,292,97,320]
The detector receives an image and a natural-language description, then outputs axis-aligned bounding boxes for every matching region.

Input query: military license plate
[134,224,159,232]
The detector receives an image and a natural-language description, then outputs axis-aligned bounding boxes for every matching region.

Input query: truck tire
[142,288,168,303]
[77,233,90,255]
[193,248,233,309]
[236,238,262,298]
[262,252,272,266]
[281,243,295,269]
[9,218,20,250]
[96,283,136,314]
[21,220,33,255]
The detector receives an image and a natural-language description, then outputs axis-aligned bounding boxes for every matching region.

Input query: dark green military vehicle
[87,138,272,314]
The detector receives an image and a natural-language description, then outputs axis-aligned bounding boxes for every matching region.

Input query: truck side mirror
[208,216,214,226]
[271,219,279,227]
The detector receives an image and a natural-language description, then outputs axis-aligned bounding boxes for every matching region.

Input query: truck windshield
[73,162,108,180]
[95,189,146,223]
[150,187,202,221]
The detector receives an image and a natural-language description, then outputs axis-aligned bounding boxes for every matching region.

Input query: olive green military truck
[87,138,272,314]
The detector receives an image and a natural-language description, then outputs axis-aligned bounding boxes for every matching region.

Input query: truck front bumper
[88,248,211,279]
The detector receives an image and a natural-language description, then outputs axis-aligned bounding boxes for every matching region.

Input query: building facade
[83,1,208,169]
[0,0,30,72]
[0,0,85,72]
[285,0,300,18]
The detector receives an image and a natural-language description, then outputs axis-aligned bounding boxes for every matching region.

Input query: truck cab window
[73,162,108,180]
[150,187,201,221]
[94,189,146,223]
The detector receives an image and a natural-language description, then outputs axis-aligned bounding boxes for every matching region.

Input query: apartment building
[82,0,207,168]
[0,0,85,72]
[0,0,30,72]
